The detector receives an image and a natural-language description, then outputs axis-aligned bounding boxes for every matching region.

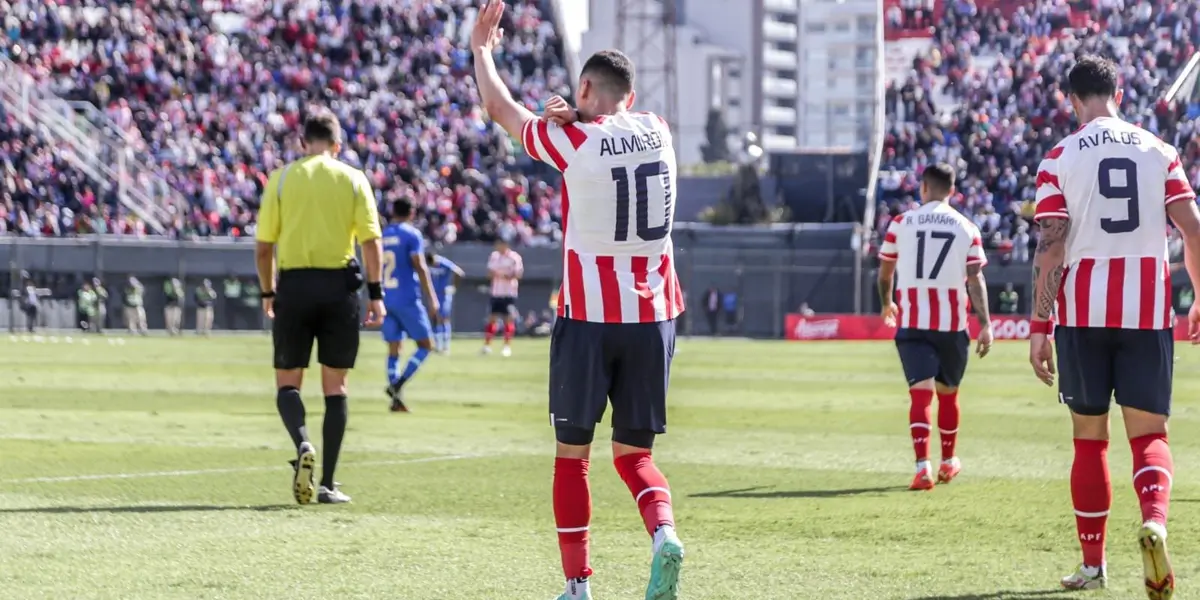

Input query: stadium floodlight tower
[615,0,679,134]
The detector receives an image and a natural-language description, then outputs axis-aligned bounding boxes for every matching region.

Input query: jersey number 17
[611,161,673,242]
[915,230,955,279]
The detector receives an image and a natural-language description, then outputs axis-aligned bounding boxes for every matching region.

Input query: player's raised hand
[470,0,505,53]
[1189,303,1200,344]
[543,95,578,126]
[881,302,899,328]
[1029,332,1056,386]
[975,324,993,358]
[364,299,386,328]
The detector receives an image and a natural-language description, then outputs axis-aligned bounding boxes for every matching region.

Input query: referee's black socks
[276,386,309,449]
[321,394,348,489]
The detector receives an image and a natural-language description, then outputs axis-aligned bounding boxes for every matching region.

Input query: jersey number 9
[612,162,673,242]
[1098,157,1140,234]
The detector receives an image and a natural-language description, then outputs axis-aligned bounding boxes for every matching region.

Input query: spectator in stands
[0,0,571,244]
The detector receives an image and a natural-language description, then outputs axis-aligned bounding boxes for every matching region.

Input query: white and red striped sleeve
[520,119,589,171]
[1164,146,1196,206]
[878,215,903,262]
[1034,146,1069,221]
[966,229,987,266]
[510,251,524,278]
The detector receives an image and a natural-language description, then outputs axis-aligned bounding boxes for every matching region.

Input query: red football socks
[937,390,959,460]
[1071,439,1111,567]
[484,321,498,345]
[614,452,675,536]
[553,458,593,580]
[1131,433,1173,525]
[908,388,934,462]
[503,321,516,343]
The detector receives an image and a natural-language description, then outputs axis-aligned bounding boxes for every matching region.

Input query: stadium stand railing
[0,57,172,233]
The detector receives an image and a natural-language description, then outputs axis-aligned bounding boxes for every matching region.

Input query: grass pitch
[2,333,1199,599]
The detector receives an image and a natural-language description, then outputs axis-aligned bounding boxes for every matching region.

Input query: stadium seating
[880,0,1200,257]
[0,0,570,243]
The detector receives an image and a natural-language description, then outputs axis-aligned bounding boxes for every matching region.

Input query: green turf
[1,332,1197,599]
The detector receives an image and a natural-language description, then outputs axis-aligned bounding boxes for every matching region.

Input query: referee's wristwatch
[367,281,383,301]
[260,291,276,299]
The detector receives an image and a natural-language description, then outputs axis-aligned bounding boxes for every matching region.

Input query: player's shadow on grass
[909,592,1076,600]
[0,504,296,514]
[689,485,906,499]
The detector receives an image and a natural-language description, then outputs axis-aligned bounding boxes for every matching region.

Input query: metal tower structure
[615,0,678,133]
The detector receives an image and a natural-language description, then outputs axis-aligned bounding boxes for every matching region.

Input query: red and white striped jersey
[1034,117,1195,330]
[521,112,684,323]
[878,201,987,332]
[487,249,523,298]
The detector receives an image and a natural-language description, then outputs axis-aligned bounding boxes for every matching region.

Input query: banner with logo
[785,314,1195,341]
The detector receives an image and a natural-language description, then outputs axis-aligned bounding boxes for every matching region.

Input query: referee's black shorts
[273,268,361,370]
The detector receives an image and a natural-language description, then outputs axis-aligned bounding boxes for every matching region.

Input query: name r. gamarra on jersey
[906,213,959,226]
[1077,129,1142,150]
[599,130,666,157]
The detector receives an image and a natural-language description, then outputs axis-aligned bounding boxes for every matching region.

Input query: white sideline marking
[6,454,477,484]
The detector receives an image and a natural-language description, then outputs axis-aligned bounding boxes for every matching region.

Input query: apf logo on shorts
[792,319,841,340]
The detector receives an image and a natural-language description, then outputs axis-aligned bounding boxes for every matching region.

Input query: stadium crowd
[0,0,569,244]
[879,0,1200,259]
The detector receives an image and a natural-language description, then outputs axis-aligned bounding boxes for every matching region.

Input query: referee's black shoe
[386,381,411,413]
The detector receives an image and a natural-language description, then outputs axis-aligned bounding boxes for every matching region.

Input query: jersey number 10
[611,161,673,242]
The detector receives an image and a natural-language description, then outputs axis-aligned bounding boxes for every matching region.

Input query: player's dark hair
[581,50,635,97]
[922,162,956,195]
[390,198,414,221]
[303,110,342,145]
[1067,55,1118,101]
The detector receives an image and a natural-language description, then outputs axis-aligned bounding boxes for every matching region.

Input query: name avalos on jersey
[600,130,666,157]
[1077,129,1142,150]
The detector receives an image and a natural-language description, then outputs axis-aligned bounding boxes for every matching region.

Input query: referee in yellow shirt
[254,110,386,506]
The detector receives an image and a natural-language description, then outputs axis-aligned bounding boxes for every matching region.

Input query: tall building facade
[581,0,884,165]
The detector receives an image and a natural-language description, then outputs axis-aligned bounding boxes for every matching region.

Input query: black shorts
[895,328,970,388]
[490,296,516,316]
[1056,326,1173,417]
[272,269,361,370]
[549,318,675,433]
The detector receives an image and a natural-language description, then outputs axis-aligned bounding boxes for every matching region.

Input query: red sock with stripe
[937,390,959,460]
[503,322,516,343]
[908,388,934,462]
[614,452,675,536]
[484,322,497,345]
[1131,433,1173,525]
[553,458,593,580]
[1072,439,1111,567]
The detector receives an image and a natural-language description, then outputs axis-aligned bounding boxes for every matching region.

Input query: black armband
[367,282,383,301]
[260,291,276,299]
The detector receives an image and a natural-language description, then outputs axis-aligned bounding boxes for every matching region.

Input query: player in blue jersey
[380,198,440,412]
[425,245,464,354]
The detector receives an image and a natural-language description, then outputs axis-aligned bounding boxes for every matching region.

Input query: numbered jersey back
[879,201,986,332]
[520,113,684,324]
[1034,118,1195,329]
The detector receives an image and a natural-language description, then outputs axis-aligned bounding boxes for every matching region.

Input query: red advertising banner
[785,314,1194,341]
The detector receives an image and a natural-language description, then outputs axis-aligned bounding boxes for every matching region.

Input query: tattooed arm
[1031,217,1069,321]
[877,259,896,310]
[965,264,990,324]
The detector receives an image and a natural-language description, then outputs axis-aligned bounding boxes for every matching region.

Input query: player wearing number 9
[1028,54,1200,598]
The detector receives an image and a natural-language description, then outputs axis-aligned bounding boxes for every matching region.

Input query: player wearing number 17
[878,163,993,492]
[471,2,684,599]
[1028,55,1200,599]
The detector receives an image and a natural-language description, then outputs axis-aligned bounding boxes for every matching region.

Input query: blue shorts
[548,318,675,434]
[1056,326,1173,416]
[381,302,432,343]
[894,328,970,388]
